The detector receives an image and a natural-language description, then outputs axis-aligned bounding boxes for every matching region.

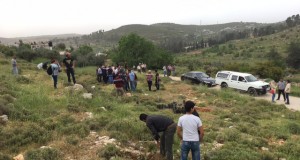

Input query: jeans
[147,81,152,91]
[52,75,58,88]
[164,70,167,77]
[160,123,176,160]
[108,75,113,84]
[155,82,160,90]
[97,74,102,82]
[12,67,18,75]
[272,93,276,102]
[130,81,136,91]
[286,93,290,104]
[66,68,76,84]
[181,141,200,160]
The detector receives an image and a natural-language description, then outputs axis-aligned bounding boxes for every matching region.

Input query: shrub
[0,104,10,115]
[0,152,10,160]
[0,123,52,152]
[66,135,79,145]
[204,142,261,160]
[16,75,32,84]
[287,122,300,134]
[97,144,121,160]
[25,148,61,160]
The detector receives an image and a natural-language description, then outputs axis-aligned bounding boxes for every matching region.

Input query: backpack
[47,66,53,75]
[42,62,48,70]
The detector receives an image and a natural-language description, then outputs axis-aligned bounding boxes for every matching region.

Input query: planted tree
[111,33,173,68]
[286,42,300,69]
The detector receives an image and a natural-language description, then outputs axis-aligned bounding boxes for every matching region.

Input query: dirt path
[167,76,300,111]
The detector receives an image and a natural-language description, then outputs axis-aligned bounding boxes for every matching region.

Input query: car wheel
[201,82,207,86]
[248,88,258,96]
[221,82,228,88]
[181,77,185,81]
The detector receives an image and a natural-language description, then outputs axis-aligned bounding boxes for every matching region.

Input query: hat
[148,70,151,73]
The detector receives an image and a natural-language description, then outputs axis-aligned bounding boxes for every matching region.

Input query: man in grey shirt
[277,79,286,101]
[140,113,176,160]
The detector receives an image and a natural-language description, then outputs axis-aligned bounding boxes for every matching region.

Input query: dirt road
[167,76,300,111]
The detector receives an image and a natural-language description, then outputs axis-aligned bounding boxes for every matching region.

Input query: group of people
[269,79,291,104]
[136,63,147,73]
[35,52,76,89]
[96,63,162,95]
[162,64,176,77]
[140,100,204,160]
[12,53,76,89]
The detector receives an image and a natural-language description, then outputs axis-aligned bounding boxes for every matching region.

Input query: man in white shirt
[177,101,204,160]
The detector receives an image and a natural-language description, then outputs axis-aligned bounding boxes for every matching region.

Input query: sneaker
[285,103,290,105]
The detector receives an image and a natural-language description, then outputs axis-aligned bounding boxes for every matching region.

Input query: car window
[186,73,193,77]
[231,75,238,81]
[245,75,258,82]
[196,72,209,78]
[238,76,245,82]
[217,73,229,78]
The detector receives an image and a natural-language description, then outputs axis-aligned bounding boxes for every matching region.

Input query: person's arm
[146,122,160,142]
[199,126,204,142]
[177,126,183,141]
[72,59,76,68]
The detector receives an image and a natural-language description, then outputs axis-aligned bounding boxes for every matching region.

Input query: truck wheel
[248,88,258,96]
[221,83,228,88]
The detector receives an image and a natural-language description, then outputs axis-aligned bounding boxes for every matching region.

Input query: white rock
[83,93,93,99]
[91,86,96,89]
[13,154,24,160]
[224,118,231,121]
[261,147,269,151]
[40,146,52,149]
[0,115,8,121]
[100,107,107,111]
[73,84,84,91]
[85,112,93,118]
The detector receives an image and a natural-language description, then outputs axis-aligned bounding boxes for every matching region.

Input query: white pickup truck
[215,71,270,96]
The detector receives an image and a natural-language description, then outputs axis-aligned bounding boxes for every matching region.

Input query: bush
[66,135,79,145]
[25,148,61,160]
[97,144,121,160]
[0,123,52,152]
[16,75,32,84]
[0,152,10,160]
[287,122,300,134]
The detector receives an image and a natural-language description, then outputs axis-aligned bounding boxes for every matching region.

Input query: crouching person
[139,113,176,160]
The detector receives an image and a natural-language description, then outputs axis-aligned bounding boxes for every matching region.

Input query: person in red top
[114,74,124,96]
[146,70,153,91]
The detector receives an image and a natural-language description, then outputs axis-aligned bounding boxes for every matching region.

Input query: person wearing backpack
[50,59,61,89]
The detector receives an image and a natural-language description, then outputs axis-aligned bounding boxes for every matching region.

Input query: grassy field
[1,53,300,160]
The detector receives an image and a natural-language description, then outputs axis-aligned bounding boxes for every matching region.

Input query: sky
[0,0,299,38]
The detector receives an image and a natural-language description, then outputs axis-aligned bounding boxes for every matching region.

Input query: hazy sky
[1,0,299,38]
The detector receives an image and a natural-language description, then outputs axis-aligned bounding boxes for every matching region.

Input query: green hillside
[51,22,267,51]
[174,25,300,74]
[1,53,300,159]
